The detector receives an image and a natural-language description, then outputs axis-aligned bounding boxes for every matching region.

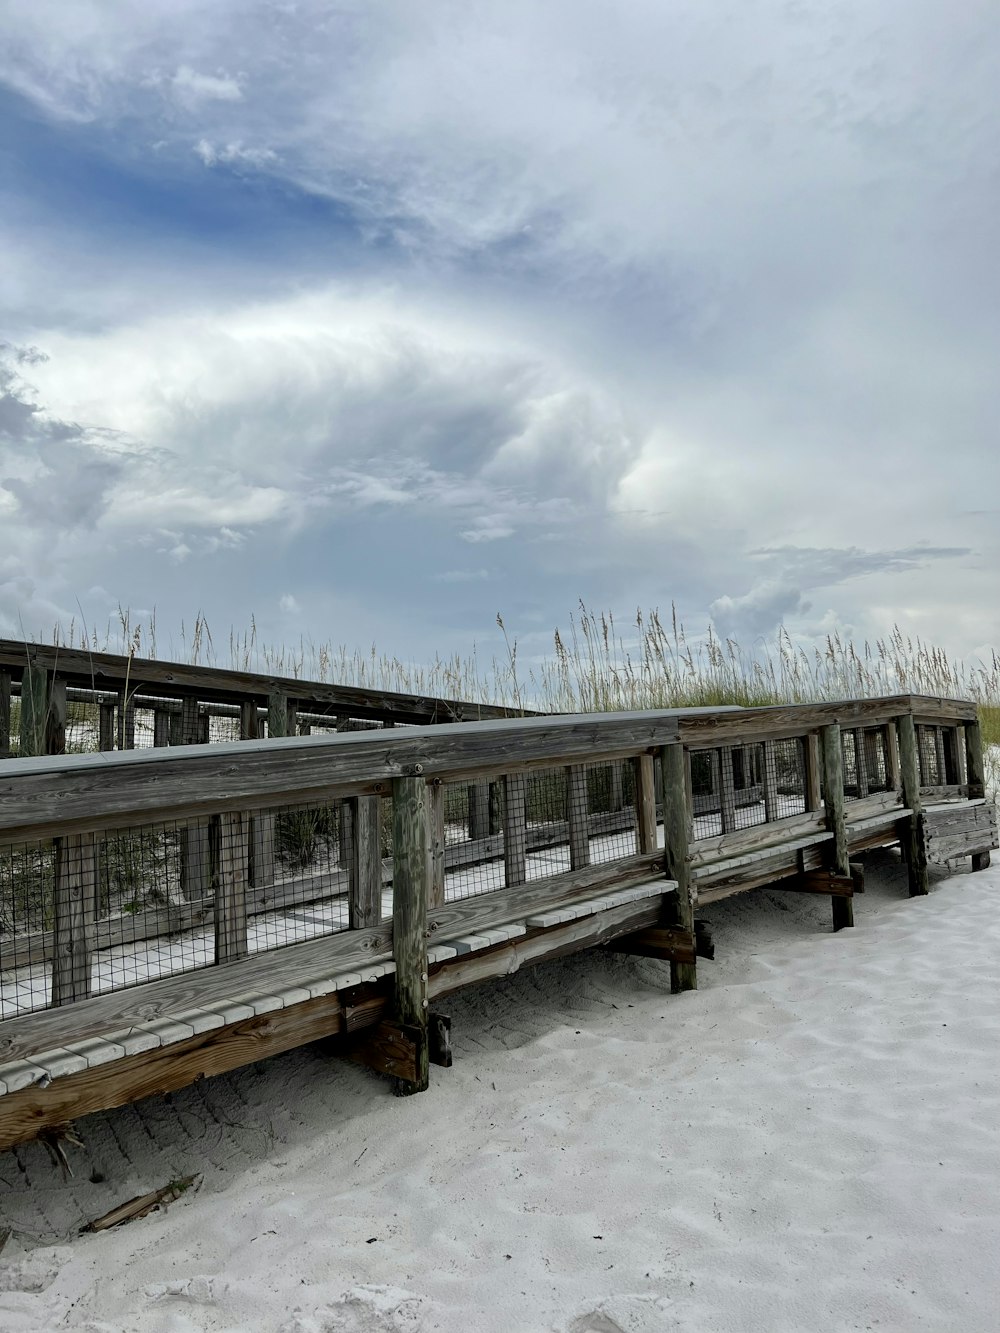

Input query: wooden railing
[0,692,987,1110]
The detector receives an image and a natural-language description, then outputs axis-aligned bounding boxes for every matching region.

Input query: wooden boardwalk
[0,689,995,1151]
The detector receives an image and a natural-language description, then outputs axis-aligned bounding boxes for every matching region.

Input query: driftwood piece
[82,1174,201,1233]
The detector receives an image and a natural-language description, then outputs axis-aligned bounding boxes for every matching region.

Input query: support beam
[661,743,696,991]
[567,764,590,870]
[503,771,528,887]
[964,718,992,871]
[634,754,658,856]
[51,832,98,1006]
[19,662,49,757]
[428,781,446,911]
[214,812,249,963]
[390,773,430,1094]
[819,723,853,927]
[0,669,9,758]
[897,713,929,895]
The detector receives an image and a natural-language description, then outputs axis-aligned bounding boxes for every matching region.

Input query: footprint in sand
[279,1284,424,1332]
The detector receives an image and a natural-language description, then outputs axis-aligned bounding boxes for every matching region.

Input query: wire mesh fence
[690,738,808,840]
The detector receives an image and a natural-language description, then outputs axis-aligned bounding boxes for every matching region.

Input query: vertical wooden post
[51,832,98,1005]
[428,781,446,910]
[268,691,288,739]
[803,734,822,811]
[391,773,430,1094]
[819,723,853,928]
[0,669,10,759]
[239,700,260,741]
[116,691,136,750]
[46,677,67,754]
[718,747,737,832]
[348,796,383,927]
[98,699,116,752]
[467,782,491,842]
[566,764,590,870]
[854,729,869,798]
[885,722,901,792]
[942,727,961,787]
[608,762,625,812]
[897,713,929,896]
[503,771,528,886]
[965,718,991,871]
[661,743,696,992]
[762,741,779,823]
[864,729,884,790]
[153,709,171,748]
[19,663,48,757]
[214,812,249,963]
[634,754,658,855]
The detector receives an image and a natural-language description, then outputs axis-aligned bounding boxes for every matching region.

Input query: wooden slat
[46,677,67,755]
[689,809,827,865]
[718,748,737,833]
[964,718,987,801]
[634,754,658,855]
[854,729,869,798]
[428,782,446,911]
[803,733,822,811]
[19,663,48,757]
[467,781,491,841]
[762,741,778,822]
[214,813,249,963]
[268,692,288,740]
[51,833,98,1006]
[348,796,382,928]
[0,669,10,759]
[503,771,527,887]
[820,723,849,877]
[567,765,590,870]
[98,701,116,752]
[152,710,171,748]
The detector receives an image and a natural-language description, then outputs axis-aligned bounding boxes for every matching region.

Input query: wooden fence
[0,692,994,1151]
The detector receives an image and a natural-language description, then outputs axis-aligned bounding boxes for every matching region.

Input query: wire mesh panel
[430,780,506,903]
[841,726,894,799]
[0,839,55,1019]
[690,738,807,841]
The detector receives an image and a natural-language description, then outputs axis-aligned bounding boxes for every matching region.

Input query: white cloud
[171,65,242,105]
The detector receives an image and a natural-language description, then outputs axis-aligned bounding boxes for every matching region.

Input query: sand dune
[2,848,999,1332]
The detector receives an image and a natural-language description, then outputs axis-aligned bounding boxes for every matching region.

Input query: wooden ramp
[0,688,990,1151]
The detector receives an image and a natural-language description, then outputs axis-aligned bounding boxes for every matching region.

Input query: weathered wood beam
[214,813,249,964]
[897,713,929,896]
[51,833,98,1006]
[634,754,658,855]
[661,744,696,992]
[503,771,527,887]
[390,773,430,1094]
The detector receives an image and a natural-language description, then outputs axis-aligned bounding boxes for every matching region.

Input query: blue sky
[1,1,999,675]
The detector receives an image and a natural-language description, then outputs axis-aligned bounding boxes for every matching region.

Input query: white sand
[2,848,999,1332]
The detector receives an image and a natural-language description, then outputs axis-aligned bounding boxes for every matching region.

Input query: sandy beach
[2,847,998,1333]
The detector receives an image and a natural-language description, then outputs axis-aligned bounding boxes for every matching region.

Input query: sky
[1,1,999,676]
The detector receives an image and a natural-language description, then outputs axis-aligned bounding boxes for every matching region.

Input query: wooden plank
[214,813,249,964]
[604,926,695,964]
[844,790,904,822]
[897,713,929,896]
[689,809,827,864]
[239,700,259,741]
[390,774,430,1094]
[19,663,48,757]
[503,771,527,887]
[661,744,695,992]
[942,727,962,787]
[0,638,530,725]
[250,813,276,892]
[718,748,737,833]
[46,677,67,755]
[98,701,116,752]
[51,833,98,1006]
[803,733,822,811]
[428,895,665,1002]
[428,782,446,911]
[691,831,834,880]
[566,765,590,870]
[820,723,849,877]
[854,729,869,798]
[180,817,214,902]
[964,719,987,801]
[152,710,171,748]
[634,754,658,855]
[0,669,10,759]
[268,692,288,740]
[885,721,901,790]
[467,781,490,842]
[348,796,382,928]
[917,784,967,804]
[0,993,346,1151]
[762,741,778,822]
[343,1019,422,1083]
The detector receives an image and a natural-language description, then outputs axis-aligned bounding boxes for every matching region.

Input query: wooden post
[566,764,590,870]
[718,747,737,832]
[854,729,869,798]
[503,771,528,887]
[214,812,249,963]
[0,669,10,759]
[803,733,822,811]
[391,773,430,1094]
[348,796,383,927]
[942,727,961,787]
[51,832,98,1005]
[467,782,491,841]
[897,713,929,896]
[661,743,696,992]
[863,729,884,790]
[239,700,260,741]
[153,709,171,748]
[428,781,446,910]
[608,761,625,812]
[819,723,853,928]
[46,677,67,754]
[762,741,778,823]
[98,699,116,752]
[116,691,136,750]
[965,718,991,870]
[268,691,288,739]
[885,722,901,792]
[634,754,658,855]
[19,662,48,757]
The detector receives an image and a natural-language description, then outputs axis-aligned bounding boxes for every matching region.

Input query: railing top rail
[0,693,977,843]
[0,639,529,724]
